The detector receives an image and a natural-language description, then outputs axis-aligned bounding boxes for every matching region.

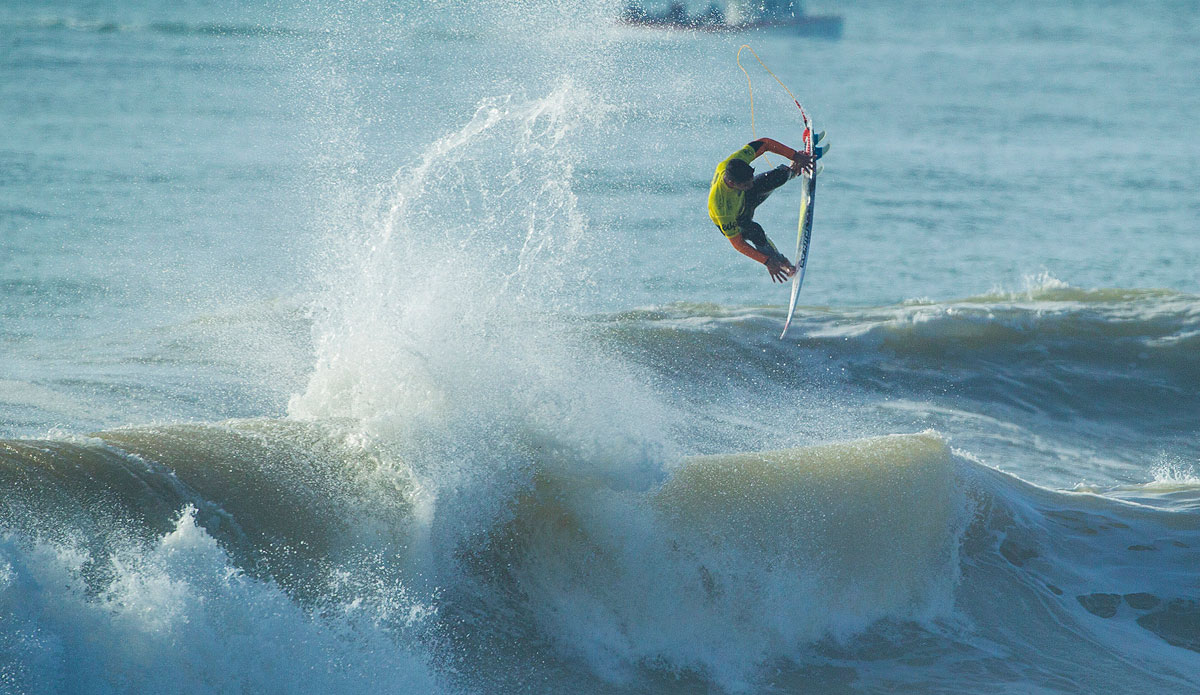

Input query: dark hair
[726,159,754,184]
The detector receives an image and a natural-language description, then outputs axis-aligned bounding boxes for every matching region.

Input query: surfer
[708,139,814,283]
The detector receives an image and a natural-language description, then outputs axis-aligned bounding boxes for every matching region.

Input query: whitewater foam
[0,507,438,695]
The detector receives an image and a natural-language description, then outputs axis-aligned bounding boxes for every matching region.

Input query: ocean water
[2,0,1199,692]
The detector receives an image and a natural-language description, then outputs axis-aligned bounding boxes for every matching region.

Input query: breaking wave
[3,423,1198,693]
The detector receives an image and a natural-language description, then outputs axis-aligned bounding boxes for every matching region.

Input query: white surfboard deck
[780,160,820,339]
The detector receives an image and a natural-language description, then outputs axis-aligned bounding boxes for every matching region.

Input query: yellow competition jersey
[707,144,759,238]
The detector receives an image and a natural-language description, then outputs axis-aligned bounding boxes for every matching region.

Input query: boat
[619,1,843,38]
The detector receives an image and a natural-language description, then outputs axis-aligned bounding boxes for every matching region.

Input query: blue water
[2,1,1199,693]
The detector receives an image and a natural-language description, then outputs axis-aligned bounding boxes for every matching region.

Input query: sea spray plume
[293,82,597,420]
[290,83,671,577]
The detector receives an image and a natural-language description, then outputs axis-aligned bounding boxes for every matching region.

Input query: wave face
[0,421,438,695]
[3,424,1198,694]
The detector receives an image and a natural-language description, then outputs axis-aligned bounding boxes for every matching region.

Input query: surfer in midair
[708,139,814,282]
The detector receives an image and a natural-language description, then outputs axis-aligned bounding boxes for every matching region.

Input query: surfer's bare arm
[751,138,813,176]
[728,233,794,283]
[728,233,769,264]
[750,138,792,158]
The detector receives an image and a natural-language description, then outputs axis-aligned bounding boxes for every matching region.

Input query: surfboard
[780,134,823,339]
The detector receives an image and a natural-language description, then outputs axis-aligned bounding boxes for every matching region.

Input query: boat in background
[619,1,843,38]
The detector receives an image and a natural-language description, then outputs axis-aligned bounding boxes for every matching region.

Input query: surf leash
[736,45,819,339]
[736,44,813,165]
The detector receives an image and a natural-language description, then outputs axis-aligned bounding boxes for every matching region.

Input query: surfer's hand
[766,258,794,283]
[790,151,814,176]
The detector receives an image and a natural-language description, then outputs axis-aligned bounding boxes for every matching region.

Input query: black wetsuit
[737,164,795,261]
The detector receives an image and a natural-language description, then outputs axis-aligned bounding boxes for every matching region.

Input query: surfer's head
[724,159,754,190]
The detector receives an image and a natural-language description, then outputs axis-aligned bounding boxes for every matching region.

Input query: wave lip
[502,432,962,690]
[659,432,959,622]
[0,419,422,592]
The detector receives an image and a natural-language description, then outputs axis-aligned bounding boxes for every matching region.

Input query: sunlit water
[2,1,1198,692]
